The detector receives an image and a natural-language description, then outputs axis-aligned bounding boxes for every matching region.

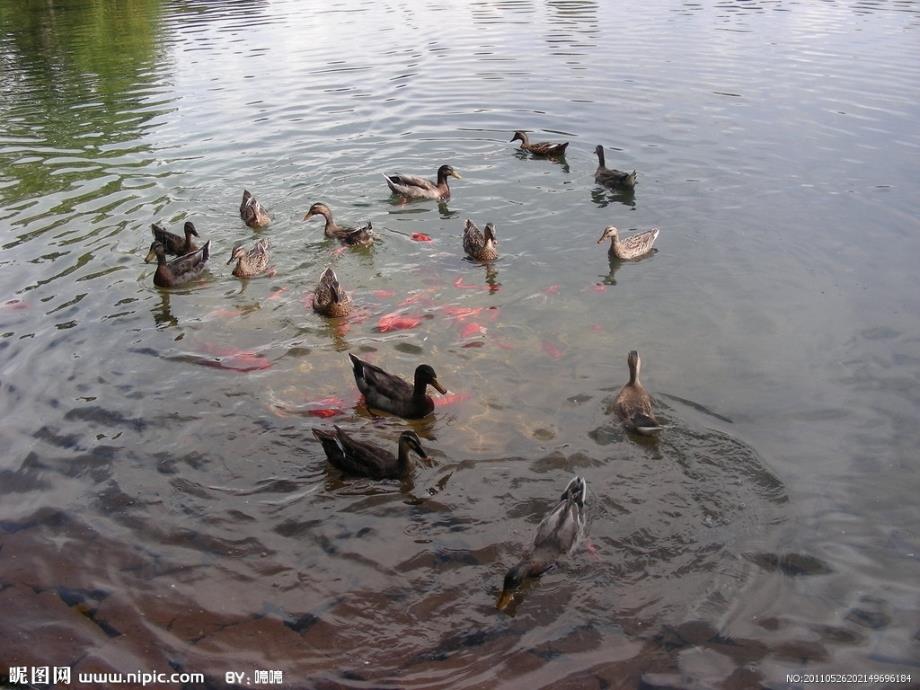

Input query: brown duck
[510,130,569,157]
[303,203,374,246]
[313,267,351,317]
[240,189,270,228]
[462,219,498,262]
[597,226,659,260]
[227,238,271,278]
[614,350,662,435]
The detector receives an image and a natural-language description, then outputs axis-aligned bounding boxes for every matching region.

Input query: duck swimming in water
[384,164,462,202]
[510,130,569,157]
[304,202,374,247]
[348,353,447,419]
[149,240,211,288]
[594,145,637,190]
[596,225,659,261]
[614,350,662,435]
[497,476,588,611]
[312,426,428,480]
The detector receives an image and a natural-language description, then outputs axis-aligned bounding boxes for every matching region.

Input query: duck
[227,238,271,278]
[497,476,588,611]
[149,240,211,288]
[312,267,351,317]
[510,130,569,157]
[145,221,199,260]
[383,164,461,201]
[614,350,662,435]
[594,145,637,190]
[596,225,659,260]
[462,219,498,262]
[240,189,270,228]
[349,353,447,419]
[312,426,428,480]
[303,203,374,247]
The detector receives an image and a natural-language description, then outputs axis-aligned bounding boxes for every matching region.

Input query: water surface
[1,0,919,687]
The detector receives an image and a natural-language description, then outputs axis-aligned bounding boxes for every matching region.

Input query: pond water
[1,0,919,687]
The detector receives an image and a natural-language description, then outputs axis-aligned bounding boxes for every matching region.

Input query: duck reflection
[152,291,177,328]
[591,186,636,209]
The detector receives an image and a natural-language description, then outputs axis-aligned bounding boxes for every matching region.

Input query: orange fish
[411,233,433,242]
[541,340,564,360]
[377,312,422,332]
[460,322,486,338]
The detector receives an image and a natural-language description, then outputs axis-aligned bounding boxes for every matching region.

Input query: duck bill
[226,255,238,265]
[303,212,315,220]
[144,248,158,263]
[450,170,463,180]
[431,379,448,395]
[596,231,609,245]
[496,590,514,611]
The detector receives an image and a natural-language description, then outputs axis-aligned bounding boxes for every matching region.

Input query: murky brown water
[1,1,919,688]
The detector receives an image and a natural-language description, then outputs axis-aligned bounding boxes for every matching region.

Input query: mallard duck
[145,221,199,261]
[462,219,498,262]
[149,240,211,288]
[349,353,447,419]
[313,267,351,317]
[240,189,270,228]
[614,350,662,435]
[303,203,374,246]
[594,145,637,190]
[227,238,271,278]
[312,426,428,479]
[497,476,588,611]
[510,130,569,157]
[597,225,659,260]
[383,164,461,201]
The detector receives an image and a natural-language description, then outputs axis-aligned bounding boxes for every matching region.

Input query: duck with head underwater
[497,476,588,611]
[240,189,271,228]
[348,353,447,419]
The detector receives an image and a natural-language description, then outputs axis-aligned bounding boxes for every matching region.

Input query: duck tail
[201,240,211,263]
[348,352,363,378]
[563,476,588,507]
[633,413,662,435]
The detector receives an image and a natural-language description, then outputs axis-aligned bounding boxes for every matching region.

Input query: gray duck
[594,145,637,190]
[383,164,462,201]
[146,221,199,260]
[349,353,446,419]
[312,426,428,480]
[497,476,588,611]
[149,240,211,288]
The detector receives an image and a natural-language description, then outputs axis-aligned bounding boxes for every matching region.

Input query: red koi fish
[411,233,432,242]
[376,312,422,332]
[541,340,564,360]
